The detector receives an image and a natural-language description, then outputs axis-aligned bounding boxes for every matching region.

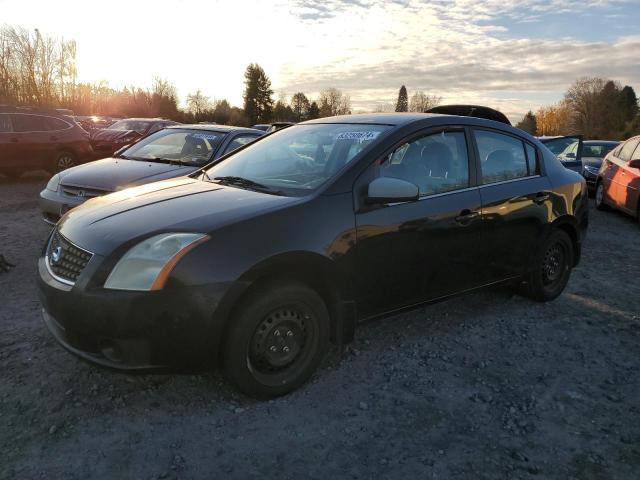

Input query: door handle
[455,209,480,224]
[533,192,550,204]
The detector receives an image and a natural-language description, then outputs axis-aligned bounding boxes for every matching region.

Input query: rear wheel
[52,151,76,173]
[222,281,330,398]
[522,229,573,302]
[595,181,609,211]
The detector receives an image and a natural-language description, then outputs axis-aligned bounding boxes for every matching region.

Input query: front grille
[61,184,110,200]
[46,230,93,284]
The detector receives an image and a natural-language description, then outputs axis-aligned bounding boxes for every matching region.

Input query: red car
[595,135,640,222]
[0,106,93,177]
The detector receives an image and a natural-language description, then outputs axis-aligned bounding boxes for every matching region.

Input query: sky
[2,0,639,122]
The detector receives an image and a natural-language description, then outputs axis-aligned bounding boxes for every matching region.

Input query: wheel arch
[551,216,582,267]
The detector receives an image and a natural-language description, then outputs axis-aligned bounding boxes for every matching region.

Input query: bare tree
[564,77,608,138]
[409,91,441,113]
[318,88,351,117]
[186,90,210,119]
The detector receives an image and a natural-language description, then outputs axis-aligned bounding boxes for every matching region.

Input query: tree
[186,90,210,120]
[618,85,638,123]
[564,77,608,138]
[291,92,310,121]
[516,111,537,135]
[243,63,274,125]
[212,99,231,124]
[307,101,320,120]
[395,85,408,112]
[318,88,351,117]
[408,91,441,112]
[535,101,573,136]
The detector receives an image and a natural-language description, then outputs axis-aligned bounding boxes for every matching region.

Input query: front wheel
[222,281,330,398]
[595,181,609,211]
[522,229,573,302]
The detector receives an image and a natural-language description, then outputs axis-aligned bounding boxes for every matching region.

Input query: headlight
[46,174,61,192]
[104,233,209,291]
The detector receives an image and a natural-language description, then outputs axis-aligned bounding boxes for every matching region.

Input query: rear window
[474,130,531,184]
[619,139,640,161]
[583,144,616,158]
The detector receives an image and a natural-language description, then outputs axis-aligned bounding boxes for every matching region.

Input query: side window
[474,130,529,184]
[379,130,470,196]
[43,116,70,131]
[11,114,47,132]
[223,134,259,155]
[524,143,539,175]
[0,114,11,132]
[618,139,640,161]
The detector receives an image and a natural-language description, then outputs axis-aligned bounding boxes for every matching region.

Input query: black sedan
[37,113,588,398]
[89,118,180,157]
[39,125,264,224]
[580,140,619,190]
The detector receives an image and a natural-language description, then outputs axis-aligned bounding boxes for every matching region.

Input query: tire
[595,181,609,211]
[52,151,76,173]
[522,229,573,302]
[222,281,330,399]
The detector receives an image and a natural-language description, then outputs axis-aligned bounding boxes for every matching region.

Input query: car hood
[90,129,141,142]
[58,177,300,255]
[58,157,198,192]
[582,156,603,168]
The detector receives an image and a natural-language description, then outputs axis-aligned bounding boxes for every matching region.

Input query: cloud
[278,0,639,120]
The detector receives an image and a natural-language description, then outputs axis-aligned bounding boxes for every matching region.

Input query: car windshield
[122,129,225,166]
[203,123,390,195]
[541,136,580,162]
[583,143,617,158]
[108,120,153,133]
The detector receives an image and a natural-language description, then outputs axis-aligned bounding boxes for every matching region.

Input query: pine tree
[395,85,408,112]
[619,86,638,123]
[307,101,320,120]
[243,64,274,125]
[516,111,537,135]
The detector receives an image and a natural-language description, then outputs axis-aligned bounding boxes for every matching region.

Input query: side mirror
[366,177,419,204]
[628,159,640,169]
[564,152,576,159]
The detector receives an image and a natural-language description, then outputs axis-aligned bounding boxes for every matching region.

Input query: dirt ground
[1,175,639,480]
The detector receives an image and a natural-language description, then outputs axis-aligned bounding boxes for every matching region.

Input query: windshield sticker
[192,133,220,140]
[335,131,381,141]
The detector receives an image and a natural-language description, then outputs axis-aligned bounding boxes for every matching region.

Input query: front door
[610,138,640,211]
[473,128,553,281]
[354,127,484,318]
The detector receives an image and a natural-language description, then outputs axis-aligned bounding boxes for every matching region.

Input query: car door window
[222,134,259,156]
[0,114,11,132]
[379,130,470,196]
[619,139,640,161]
[474,130,531,184]
[43,116,70,131]
[11,114,47,132]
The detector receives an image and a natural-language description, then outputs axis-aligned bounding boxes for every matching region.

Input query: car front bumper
[37,256,236,371]
[581,169,599,189]
[39,188,87,225]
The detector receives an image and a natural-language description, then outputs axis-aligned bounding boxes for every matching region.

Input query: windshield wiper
[213,176,284,195]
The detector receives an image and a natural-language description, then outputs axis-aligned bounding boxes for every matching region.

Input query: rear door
[474,128,552,282]
[9,114,50,168]
[354,127,484,317]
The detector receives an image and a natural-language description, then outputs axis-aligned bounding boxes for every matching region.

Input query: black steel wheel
[522,229,573,302]
[53,151,76,173]
[222,281,329,398]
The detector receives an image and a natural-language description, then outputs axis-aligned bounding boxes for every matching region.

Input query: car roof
[113,118,176,122]
[303,113,444,126]
[166,124,263,134]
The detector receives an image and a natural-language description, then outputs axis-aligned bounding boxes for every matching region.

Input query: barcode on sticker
[336,131,380,141]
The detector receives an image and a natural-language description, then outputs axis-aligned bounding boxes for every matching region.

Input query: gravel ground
[1,175,639,480]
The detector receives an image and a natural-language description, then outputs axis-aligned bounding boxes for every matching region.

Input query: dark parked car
[595,135,640,222]
[39,125,264,224]
[75,115,117,132]
[89,118,180,158]
[580,140,619,190]
[0,106,93,177]
[37,113,588,398]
